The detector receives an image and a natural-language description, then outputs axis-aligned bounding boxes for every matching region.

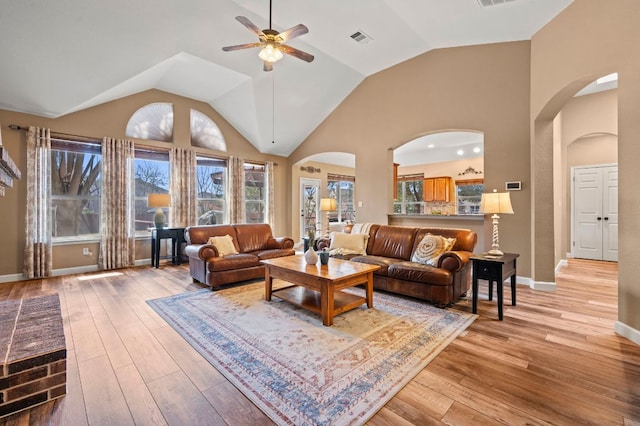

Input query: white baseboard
[555,259,568,275]
[52,265,100,276]
[0,273,24,284]
[615,321,640,346]
[513,275,557,291]
[0,260,153,284]
[531,280,557,291]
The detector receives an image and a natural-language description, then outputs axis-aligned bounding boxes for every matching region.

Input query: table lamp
[148,193,171,229]
[480,189,514,256]
[320,197,337,237]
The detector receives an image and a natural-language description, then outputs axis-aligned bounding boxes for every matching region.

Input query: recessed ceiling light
[457,149,464,155]
[428,144,435,148]
[473,147,481,153]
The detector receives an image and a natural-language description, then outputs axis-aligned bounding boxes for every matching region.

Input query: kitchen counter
[388,214,488,252]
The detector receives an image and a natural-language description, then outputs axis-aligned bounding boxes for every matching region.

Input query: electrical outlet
[82,248,91,256]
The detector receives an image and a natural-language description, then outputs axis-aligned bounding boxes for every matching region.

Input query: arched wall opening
[291,152,356,245]
[533,75,618,286]
[393,130,484,213]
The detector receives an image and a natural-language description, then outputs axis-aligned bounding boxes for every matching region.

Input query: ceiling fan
[222,0,314,72]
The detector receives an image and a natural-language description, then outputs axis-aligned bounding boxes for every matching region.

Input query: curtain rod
[9,124,278,166]
[8,124,102,143]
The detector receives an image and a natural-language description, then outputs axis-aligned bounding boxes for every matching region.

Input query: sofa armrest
[266,236,295,250]
[438,250,473,272]
[184,243,219,260]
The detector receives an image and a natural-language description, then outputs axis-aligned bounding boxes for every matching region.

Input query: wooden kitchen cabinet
[424,176,452,202]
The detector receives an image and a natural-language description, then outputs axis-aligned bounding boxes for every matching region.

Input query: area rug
[147,282,476,426]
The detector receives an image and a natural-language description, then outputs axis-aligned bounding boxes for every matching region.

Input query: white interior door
[572,165,618,261]
[300,178,320,241]
[602,166,618,261]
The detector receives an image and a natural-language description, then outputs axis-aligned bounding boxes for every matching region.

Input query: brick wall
[0,295,67,418]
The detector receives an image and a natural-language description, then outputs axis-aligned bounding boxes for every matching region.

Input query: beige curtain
[100,137,135,270]
[24,127,52,278]
[266,161,275,226]
[229,156,245,223]
[170,147,197,227]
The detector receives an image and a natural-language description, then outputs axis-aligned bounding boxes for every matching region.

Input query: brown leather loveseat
[184,223,295,289]
[322,224,477,306]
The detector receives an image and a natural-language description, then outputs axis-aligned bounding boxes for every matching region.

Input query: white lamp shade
[480,192,514,215]
[147,193,171,208]
[320,197,337,211]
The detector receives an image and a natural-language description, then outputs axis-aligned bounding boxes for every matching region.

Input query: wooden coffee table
[263,255,380,326]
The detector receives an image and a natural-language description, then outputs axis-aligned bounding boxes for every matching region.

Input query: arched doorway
[533,73,618,286]
[292,152,356,244]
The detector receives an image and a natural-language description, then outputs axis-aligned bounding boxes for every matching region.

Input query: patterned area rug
[147,282,476,426]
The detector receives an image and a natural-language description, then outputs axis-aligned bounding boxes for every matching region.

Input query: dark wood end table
[471,252,519,320]
[151,227,186,268]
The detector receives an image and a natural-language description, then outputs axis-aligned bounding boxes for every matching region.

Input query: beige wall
[0,89,289,277]
[290,41,532,275]
[531,0,640,332]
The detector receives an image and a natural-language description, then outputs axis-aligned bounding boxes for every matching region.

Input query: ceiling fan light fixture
[258,43,283,63]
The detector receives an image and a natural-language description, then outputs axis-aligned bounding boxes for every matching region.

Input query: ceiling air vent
[477,0,517,8]
[350,30,372,44]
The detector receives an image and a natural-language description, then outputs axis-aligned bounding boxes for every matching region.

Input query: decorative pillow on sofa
[329,232,369,256]
[411,234,456,266]
[207,235,238,256]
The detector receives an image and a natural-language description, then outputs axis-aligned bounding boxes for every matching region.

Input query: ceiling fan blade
[235,16,265,37]
[222,42,263,52]
[280,45,314,63]
[263,61,273,72]
[277,24,309,43]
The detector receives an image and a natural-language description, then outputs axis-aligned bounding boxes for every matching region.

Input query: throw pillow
[207,235,238,256]
[329,232,369,256]
[411,234,456,266]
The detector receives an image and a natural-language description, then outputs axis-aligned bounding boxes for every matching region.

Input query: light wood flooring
[0,258,638,425]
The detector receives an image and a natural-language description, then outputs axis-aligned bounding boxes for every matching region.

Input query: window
[134,149,170,234]
[456,179,484,214]
[327,174,355,223]
[245,162,266,223]
[196,156,227,225]
[51,139,102,241]
[394,174,424,214]
[125,103,174,142]
[190,109,226,151]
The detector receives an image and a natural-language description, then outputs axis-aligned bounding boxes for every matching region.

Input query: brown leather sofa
[184,223,295,289]
[320,224,477,306]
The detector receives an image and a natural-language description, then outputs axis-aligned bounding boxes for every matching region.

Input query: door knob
[604,217,609,220]
[597,217,602,220]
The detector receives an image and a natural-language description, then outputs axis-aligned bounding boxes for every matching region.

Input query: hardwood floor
[1,258,638,425]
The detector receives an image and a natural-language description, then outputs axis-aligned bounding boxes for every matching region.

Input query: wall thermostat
[505,181,522,191]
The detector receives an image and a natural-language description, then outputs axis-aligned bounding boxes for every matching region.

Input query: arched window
[125,103,174,142]
[190,109,226,151]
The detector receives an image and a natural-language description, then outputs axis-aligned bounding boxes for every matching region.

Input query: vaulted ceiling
[0,0,572,158]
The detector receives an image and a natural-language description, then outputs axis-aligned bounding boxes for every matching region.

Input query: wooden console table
[263,255,380,326]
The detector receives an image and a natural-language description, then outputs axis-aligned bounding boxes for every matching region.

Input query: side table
[151,227,186,268]
[471,252,519,320]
